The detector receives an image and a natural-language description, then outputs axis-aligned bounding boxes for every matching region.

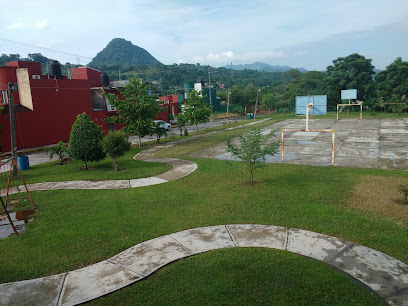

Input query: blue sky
[1,0,407,70]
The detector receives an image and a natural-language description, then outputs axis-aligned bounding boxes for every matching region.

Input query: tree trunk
[84,161,88,170]
[113,158,117,171]
[138,135,142,147]
[196,124,198,134]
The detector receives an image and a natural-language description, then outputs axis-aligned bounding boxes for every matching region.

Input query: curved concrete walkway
[2,157,198,196]
[0,224,407,305]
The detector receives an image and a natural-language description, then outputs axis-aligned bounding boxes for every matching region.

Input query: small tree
[104,78,161,147]
[183,89,211,133]
[150,121,167,143]
[389,94,407,116]
[398,184,408,205]
[45,141,67,165]
[226,128,279,184]
[177,113,188,136]
[102,130,131,171]
[68,113,106,170]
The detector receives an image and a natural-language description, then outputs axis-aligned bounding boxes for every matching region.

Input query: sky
[1,0,407,71]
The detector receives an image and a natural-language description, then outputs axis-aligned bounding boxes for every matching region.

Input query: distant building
[0,61,168,152]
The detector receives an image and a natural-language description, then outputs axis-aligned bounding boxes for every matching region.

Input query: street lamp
[254,88,261,119]
[227,91,231,117]
[208,66,217,118]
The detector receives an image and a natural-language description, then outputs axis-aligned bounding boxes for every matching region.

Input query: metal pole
[331,130,335,164]
[360,104,362,119]
[208,66,212,113]
[8,82,18,179]
[254,89,260,119]
[227,91,230,117]
[306,105,309,131]
[337,104,339,122]
[281,130,285,163]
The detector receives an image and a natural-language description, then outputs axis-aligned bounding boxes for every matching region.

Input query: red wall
[0,63,109,152]
[0,61,172,152]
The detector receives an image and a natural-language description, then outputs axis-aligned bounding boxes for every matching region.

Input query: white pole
[227,91,230,117]
[331,130,335,164]
[281,130,285,163]
[254,89,260,119]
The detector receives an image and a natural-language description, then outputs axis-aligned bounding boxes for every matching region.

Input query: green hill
[89,38,161,66]
[225,62,307,73]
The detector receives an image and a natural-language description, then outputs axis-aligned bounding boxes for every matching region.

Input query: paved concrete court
[0,224,406,305]
[213,118,408,170]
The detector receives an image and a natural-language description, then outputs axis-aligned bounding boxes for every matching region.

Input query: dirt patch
[347,176,408,223]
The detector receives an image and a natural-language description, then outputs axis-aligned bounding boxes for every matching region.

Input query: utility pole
[227,91,231,117]
[208,66,217,119]
[254,89,260,119]
[208,65,212,112]
[8,82,18,179]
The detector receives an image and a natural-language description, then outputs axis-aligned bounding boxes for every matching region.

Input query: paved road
[129,117,245,145]
[0,117,247,172]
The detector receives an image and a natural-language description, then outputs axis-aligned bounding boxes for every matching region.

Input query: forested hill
[88,38,161,66]
[226,62,308,73]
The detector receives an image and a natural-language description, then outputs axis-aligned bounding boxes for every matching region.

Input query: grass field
[0,114,407,304]
[4,147,171,185]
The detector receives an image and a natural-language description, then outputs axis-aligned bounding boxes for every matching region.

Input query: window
[32,75,41,79]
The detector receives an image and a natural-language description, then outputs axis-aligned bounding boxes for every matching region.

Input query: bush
[45,141,67,165]
[398,184,408,204]
[102,130,131,171]
[68,113,106,170]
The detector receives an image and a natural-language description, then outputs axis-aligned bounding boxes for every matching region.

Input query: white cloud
[206,51,234,63]
[6,18,48,30]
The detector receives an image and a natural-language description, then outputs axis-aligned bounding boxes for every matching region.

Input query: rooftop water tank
[100,73,110,86]
[49,61,63,79]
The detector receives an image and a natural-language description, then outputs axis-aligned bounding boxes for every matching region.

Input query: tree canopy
[326,53,376,107]
[376,57,408,102]
[68,113,106,170]
[102,130,131,171]
[183,89,212,133]
[104,78,161,146]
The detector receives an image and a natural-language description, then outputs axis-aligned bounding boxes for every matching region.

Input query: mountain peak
[89,38,161,66]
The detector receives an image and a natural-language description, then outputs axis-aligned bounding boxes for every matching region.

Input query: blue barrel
[17,155,29,170]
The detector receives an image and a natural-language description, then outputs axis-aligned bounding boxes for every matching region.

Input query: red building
[0,61,168,153]
[158,94,179,117]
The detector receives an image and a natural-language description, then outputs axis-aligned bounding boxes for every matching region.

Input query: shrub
[398,184,408,204]
[102,130,131,171]
[68,113,106,170]
[45,141,67,165]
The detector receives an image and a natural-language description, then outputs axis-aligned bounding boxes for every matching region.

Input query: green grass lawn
[1,115,407,304]
[89,248,381,305]
[15,147,172,184]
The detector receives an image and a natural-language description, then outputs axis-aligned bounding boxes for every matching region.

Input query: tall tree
[326,53,376,107]
[104,78,161,147]
[68,113,106,170]
[376,57,408,102]
[183,89,211,133]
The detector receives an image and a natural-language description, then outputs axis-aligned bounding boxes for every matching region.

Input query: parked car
[153,120,171,131]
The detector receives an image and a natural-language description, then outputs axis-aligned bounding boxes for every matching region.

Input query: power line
[0,37,92,60]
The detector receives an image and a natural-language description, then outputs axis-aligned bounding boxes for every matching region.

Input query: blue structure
[296,95,327,116]
[341,89,357,100]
